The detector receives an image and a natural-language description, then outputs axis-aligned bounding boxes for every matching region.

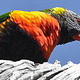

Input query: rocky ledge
[0,60,80,80]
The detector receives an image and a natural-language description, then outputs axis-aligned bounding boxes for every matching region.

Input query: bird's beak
[72,32,80,41]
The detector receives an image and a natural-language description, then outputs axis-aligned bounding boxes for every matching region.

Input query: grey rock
[0,60,80,80]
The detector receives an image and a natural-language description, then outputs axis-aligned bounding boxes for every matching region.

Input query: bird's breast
[10,11,61,60]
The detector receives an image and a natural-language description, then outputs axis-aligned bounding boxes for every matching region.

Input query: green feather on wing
[0,12,10,23]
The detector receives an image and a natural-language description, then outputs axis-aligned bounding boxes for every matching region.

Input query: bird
[0,7,80,63]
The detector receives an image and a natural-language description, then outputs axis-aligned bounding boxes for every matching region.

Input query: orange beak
[72,32,80,41]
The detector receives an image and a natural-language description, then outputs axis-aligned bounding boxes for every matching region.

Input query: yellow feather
[0,24,4,29]
[2,21,6,25]
[52,7,66,15]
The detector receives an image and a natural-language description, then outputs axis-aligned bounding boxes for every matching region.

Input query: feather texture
[1,7,80,63]
[0,10,60,62]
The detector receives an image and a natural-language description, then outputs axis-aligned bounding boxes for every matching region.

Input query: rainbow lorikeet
[0,7,80,63]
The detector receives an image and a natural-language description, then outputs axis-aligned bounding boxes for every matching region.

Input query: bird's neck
[51,12,75,44]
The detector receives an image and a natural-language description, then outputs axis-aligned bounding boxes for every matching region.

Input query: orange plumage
[0,10,60,62]
[10,11,60,59]
[1,7,80,63]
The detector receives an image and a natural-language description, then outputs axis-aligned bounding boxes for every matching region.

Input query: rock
[0,60,80,80]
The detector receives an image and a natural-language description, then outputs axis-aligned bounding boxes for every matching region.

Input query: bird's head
[41,7,80,44]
